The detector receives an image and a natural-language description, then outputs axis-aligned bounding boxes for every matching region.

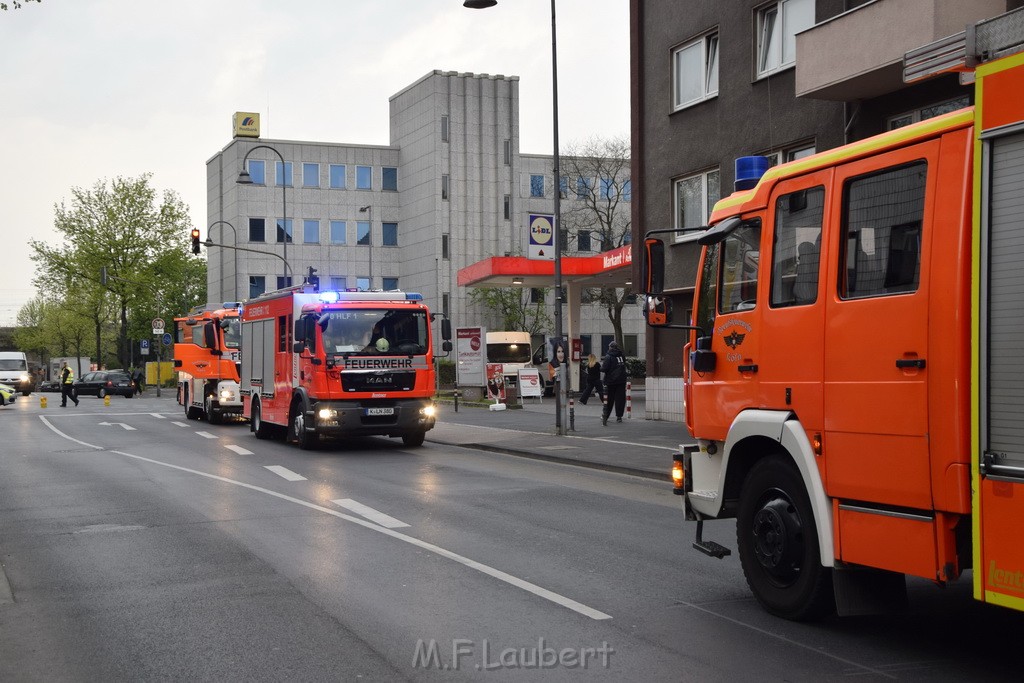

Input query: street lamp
[359,205,373,290]
[237,144,292,283]
[208,220,238,301]
[466,0,566,435]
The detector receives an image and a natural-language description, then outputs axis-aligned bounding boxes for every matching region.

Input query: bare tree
[469,287,552,338]
[560,135,632,346]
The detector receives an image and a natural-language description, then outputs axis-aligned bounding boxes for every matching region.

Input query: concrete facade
[206,70,642,359]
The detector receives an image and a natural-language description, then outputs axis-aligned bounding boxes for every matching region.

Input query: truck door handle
[738,364,758,373]
[896,358,926,369]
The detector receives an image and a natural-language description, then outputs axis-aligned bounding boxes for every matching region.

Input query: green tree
[29,174,205,369]
[469,287,552,338]
[560,135,633,347]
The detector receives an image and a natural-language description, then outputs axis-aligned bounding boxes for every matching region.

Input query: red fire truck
[240,284,451,449]
[642,15,1024,620]
[174,304,243,424]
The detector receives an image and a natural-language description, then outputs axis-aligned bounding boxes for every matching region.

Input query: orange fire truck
[173,304,243,424]
[240,284,451,449]
[643,16,1024,620]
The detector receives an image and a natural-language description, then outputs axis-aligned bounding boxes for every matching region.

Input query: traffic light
[190,228,201,255]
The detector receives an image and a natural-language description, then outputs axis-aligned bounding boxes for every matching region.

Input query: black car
[73,370,135,398]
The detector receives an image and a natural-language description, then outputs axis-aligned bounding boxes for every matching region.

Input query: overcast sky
[0,0,630,325]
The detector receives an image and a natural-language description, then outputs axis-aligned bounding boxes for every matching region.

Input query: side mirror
[644,295,671,326]
[292,341,306,354]
[691,335,716,373]
[203,322,221,355]
[441,318,452,341]
[442,340,453,353]
[643,238,665,295]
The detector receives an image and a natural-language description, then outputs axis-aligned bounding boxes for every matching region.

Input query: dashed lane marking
[332,498,410,529]
[226,444,254,456]
[264,465,306,481]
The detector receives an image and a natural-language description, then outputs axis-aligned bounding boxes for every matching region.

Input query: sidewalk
[428,389,692,481]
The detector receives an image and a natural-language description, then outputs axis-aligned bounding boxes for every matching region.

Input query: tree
[1,1,42,10]
[560,135,633,347]
[29,174,205,369]
[469,287,551,338]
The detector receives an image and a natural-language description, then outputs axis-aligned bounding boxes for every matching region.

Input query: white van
[485,332,535,387]
[0,351,33,396]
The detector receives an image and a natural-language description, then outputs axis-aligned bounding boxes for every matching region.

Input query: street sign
[152,318,165,335]
[162,333,172,346]
[140,339,150,356]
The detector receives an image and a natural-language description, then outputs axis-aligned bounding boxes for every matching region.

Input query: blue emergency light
[735,156,770,191]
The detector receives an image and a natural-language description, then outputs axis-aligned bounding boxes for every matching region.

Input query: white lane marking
[332,499,410,529]
[195,431,218,439]
[98,422,137,431]
[171,421,189,428]
[38,415,611,621]
[264,465,306,481]
[149,413,166,419]
[226,444,254,456]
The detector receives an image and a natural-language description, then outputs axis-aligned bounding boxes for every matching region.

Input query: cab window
[770,187,824,307]
[719,219,761,313]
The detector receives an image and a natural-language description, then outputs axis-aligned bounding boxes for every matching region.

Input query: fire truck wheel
[290,401,319,450]
[402,430,426,448]
[205,395,221,425]
[252,400,273,440]
[736,455,834,621]
[183,387,201,420]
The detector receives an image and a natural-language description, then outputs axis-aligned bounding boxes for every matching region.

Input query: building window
[329,164,346,189]
[600,178,616,200]
[276,276,293,290]
[303,219,319,244]
[329,276,346,290]
[356,277,370,292]
[303,163,319,188]
[442,234,449,259]
[356,165,372,190]
[382,222,398,246]
[559,176,568,199]
[275,161,293,187]
[623,179,632,202]
[757,0,813,77]
[673,169,720,241]
[382,167,398,191]
[762,142,817,167]
[246,160,266,185]
[356,220,370,246]
[503,139,511,165]
[248,217,265,243]
[503,194,511,220]
[383,277,399,290]
[442,174,449,200]
[530,174,545,198]
[530,288,544,304]
[576,176,592,199]
[888,95,970,130]
[441,115,450,142]
[330,220,346,244]
[623,335,639,357]
[442,293,450,318]
[276,218,293,244]
[673,31,719,109]
[578,230,592,252]
[249,276,266,298]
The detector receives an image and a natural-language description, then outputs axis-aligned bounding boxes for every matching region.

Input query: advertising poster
[486,363,506,403]
[456,326,486,386]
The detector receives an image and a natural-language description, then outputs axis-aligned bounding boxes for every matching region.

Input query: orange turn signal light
[671,459,685,492]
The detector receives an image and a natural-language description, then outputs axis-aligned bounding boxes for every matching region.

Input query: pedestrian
[600,341,627,426]
[59,361,79,407]
[132,367,145,395]
[579,353,605,406]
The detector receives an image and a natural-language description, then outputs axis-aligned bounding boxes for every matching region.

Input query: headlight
[318,407,338,420]
[19,373,29,383]
[420,404,437,418]
[220,389,234,400]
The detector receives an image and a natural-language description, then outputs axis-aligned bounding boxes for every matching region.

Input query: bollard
[40,396,47,409]
[569,392,576,432]
[453,389,459,413]
[104,394,111,407]
[625,381,632,420]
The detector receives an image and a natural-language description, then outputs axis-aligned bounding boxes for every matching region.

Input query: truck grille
[342,371,416,393]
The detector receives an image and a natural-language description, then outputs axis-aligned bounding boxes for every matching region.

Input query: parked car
[73,370,135,398]
[38,380,61,393]
[0,382,16,406]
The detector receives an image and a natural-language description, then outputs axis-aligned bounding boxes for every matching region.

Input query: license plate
[366,407,395,416]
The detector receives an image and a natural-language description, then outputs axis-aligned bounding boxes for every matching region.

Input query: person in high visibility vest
[60,361,79,407]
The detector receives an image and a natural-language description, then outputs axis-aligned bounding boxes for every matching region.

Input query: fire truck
[240,284,451,449]
[642,14,1024,620]
[173,304,243,424]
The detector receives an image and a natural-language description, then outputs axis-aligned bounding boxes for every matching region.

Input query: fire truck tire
[402,430,426,448]
[252,400,274,440]
[183,387,201,420]
[205,395,221,425]
[290,400,319,450]
[736,455,834,621]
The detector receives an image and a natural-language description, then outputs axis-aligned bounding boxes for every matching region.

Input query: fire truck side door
[823,143,937,511]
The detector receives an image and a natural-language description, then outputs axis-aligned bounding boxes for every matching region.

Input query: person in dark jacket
[600,341,627,425]
[579,353,605,405]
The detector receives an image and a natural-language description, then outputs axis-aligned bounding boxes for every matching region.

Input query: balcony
[796,0,1006,100]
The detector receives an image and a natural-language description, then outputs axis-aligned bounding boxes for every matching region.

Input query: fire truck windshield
[320,309,429,356]
[223,318,241,349]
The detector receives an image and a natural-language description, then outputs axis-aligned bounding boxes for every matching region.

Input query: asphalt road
[1,394,1022,681]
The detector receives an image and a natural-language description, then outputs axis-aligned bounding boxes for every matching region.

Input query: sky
[0,0,630,326]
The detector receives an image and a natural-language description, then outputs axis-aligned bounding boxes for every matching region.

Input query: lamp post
[359,205,373,290]
[237,144,292,283]
[208,220,238,301]
[466,0,566,435]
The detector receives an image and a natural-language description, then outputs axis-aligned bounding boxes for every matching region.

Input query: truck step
[693,540,731,559]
